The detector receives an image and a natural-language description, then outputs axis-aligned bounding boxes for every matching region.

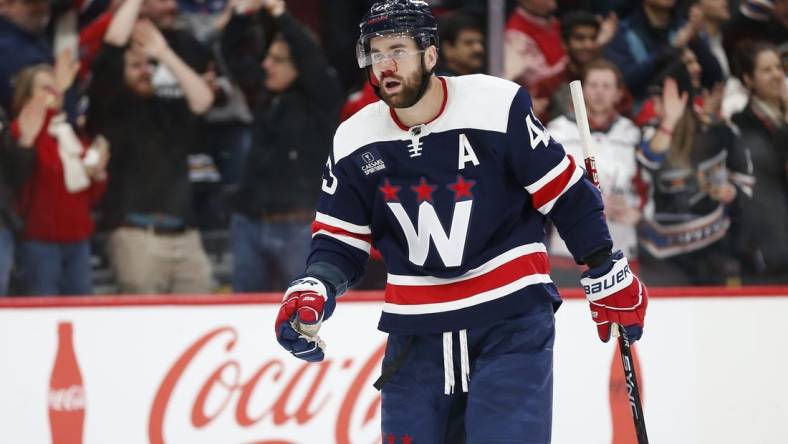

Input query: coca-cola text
[149,327,385,444]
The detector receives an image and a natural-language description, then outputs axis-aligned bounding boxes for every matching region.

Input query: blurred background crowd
[0,0,785,297]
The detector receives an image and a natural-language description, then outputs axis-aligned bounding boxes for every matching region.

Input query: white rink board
[1,295,788,444]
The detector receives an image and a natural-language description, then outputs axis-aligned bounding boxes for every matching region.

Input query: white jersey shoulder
[333,100,404,163]
[432,74,521,134]
[332,75,522,164]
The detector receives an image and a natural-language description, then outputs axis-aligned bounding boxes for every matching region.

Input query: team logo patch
[356,148,387,176]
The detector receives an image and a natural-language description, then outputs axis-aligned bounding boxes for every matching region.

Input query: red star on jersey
[386,433,396,444]
[447,174,475,200]
[379,178,401,201]
[402,435,413,444]
[411,177,437,202]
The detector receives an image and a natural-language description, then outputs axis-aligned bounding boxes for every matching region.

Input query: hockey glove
[580,250,648,343]
[275,276,336,362]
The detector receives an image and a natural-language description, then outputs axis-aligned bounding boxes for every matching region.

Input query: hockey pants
[380,301,555,444]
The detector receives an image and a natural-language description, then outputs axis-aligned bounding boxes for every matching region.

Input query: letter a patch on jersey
[458,133,480,169]
[387,201,472,267]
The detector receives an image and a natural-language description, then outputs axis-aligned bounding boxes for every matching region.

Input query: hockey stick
[569,80,649,444]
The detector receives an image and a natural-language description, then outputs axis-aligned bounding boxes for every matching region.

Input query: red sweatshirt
[11,111,106,242]
[504,7,567,86]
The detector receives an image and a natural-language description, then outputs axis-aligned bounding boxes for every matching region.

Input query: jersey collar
[389,76,448,131]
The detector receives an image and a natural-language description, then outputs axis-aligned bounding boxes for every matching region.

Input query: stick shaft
[618,327,649,444]
[570,79,648,443]
[569,80,600,187]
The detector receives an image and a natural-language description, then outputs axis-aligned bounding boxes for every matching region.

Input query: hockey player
[275,1,648,442]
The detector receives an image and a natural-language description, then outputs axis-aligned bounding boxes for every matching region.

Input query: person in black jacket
[222,0,343,292]
[0,100,37,295]
[731,42,788,282]
[0,0,52,111]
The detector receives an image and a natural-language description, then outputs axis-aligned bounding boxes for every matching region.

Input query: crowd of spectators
[0,0,785,296]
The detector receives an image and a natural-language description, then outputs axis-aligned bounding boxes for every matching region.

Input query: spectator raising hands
[596,12,618,48]
[636,63,753,284]
[604,0,723,104]
[222,0,343,291]
[86,0,216,295]
[10,57,108,296]
[672,4,705,49]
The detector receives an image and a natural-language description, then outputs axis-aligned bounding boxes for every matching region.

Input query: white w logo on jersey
[386,201,473,267]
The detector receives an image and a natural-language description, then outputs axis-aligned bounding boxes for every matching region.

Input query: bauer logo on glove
[582,257,633,300]
[580,251,648,343]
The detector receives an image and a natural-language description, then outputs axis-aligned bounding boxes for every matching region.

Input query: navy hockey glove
[274,276,336,362]
[580,251,648,343]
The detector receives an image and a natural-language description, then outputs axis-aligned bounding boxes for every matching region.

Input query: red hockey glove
[580,251,648,343]
[274,277,336,362]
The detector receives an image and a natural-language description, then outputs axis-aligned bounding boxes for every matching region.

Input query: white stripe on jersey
[524,155,571,194]
[314,212,371,234]
[535,163,585,214]
[312,230,371,253]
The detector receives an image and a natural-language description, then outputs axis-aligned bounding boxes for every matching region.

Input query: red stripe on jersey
[311,221,373,244]
[385,251,550,305]
[531,155,577,210]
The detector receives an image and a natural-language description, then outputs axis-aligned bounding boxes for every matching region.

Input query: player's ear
[424,45,438,72]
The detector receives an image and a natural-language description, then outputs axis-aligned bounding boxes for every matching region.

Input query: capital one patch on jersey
[354,148,387,176]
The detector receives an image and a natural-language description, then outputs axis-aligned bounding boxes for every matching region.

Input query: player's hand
[274,276,335,362]
[580,250,647,343]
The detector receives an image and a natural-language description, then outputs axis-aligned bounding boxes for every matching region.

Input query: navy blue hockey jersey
[308,74,611,335]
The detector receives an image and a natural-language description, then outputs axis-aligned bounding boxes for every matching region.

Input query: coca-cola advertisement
[147,324,385,444]
[0,291,787,443]
[49,321,86,444]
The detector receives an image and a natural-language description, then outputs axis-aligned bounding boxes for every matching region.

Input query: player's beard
[379,65,426,109]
